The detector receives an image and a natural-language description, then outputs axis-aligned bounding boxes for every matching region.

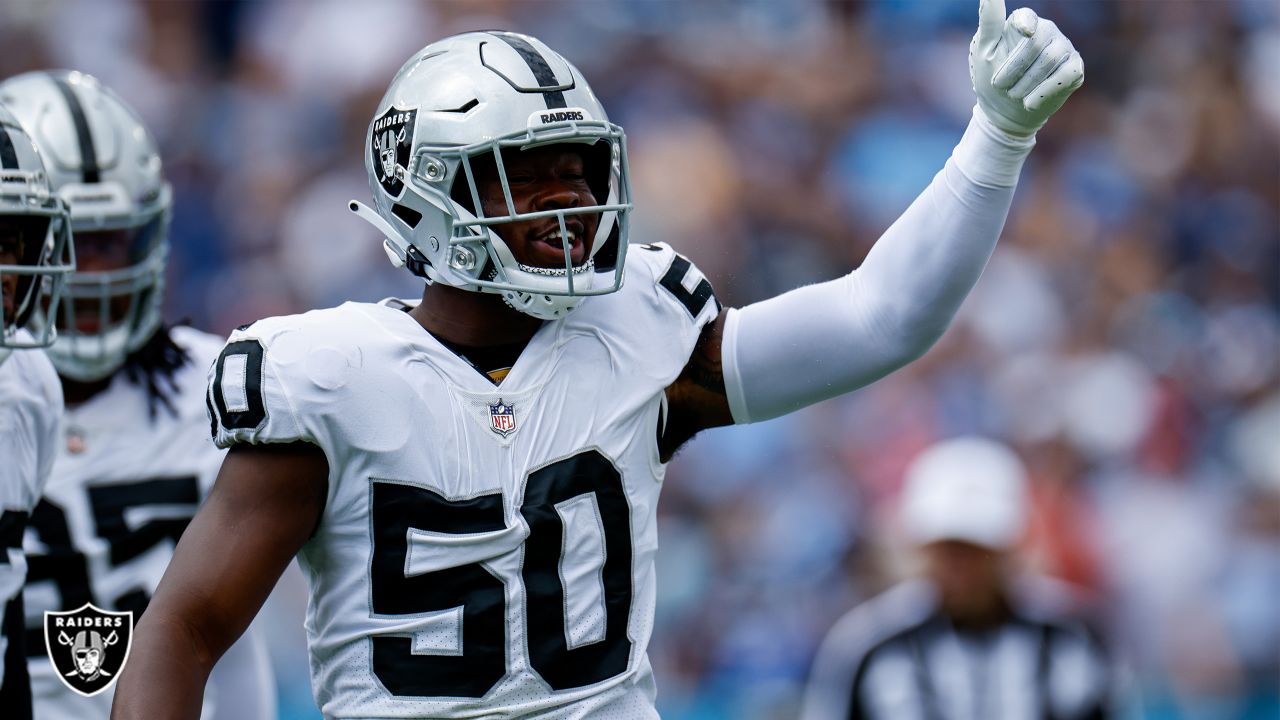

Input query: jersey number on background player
[24,477,200,655]
[371,449,634,697]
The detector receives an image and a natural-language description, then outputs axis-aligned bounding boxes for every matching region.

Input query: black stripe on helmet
[0,125,17,169]
[51,75,101,183]
[491,32,568,110]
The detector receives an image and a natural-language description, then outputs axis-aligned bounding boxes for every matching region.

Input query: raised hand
[969,0,1084,136]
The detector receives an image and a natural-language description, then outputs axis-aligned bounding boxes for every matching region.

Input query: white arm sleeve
[722,108,1036,423]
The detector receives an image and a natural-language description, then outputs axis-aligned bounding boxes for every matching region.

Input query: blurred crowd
[1,1,1276,719]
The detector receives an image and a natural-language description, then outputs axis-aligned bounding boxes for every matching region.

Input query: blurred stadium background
[2,0,1276,718]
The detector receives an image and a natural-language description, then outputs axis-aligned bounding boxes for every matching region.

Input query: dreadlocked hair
[122,322,191,421]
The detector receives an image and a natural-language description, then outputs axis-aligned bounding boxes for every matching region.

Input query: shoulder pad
[631,242,720,326]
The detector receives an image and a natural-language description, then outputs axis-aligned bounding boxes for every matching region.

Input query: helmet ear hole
[390,203,422,228]
[450,152,497,216]
[582,140,612,207]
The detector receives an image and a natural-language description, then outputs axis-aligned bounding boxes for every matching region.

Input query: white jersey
[207,244,718,719]
[22,326,275,720]
[0,339,62,711]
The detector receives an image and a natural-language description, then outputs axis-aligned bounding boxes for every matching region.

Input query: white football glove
[969,0,1084,137]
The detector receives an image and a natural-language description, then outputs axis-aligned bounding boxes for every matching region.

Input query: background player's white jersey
[22,326,275,720]
[0,337,62,708]
[208,244,719,719]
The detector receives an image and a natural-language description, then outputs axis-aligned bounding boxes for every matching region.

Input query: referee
[802,437,1116,720]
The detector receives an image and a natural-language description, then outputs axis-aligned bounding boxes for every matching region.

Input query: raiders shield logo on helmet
[44,603,134,697]
[370,106,417,197]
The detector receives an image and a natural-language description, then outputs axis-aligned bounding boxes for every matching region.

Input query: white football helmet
[0,101,74,366]
[0,70,170,381]
[350,31,632,320]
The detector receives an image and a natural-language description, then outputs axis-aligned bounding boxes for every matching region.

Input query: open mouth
[527,222,586,267]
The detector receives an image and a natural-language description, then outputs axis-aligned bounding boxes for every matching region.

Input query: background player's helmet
[351,31,632,320]
[0,70,170,381]
[0,102,74,365]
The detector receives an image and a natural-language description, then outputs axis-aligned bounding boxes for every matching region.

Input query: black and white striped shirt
[802,578,1114,720]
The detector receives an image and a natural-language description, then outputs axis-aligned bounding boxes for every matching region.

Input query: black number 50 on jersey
[370,449,634,698]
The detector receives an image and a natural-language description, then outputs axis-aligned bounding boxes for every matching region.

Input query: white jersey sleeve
[0,343,62,709]
[206,319,312,450]
[0,343,62,505]
[630,242,721,344]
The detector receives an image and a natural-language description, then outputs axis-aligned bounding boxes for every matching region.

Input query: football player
[0,72,275,720]
[0,101,74,720]
[114,1,1085,718]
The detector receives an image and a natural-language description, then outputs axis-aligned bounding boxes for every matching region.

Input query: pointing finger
[978,0,1007,48]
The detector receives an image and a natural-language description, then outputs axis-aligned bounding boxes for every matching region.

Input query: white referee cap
[900,436,1029,550]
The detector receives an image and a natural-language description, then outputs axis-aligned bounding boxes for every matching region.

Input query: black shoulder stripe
[0,125,17,170]
[51,75,101,183]
[659,254,717,320]
[491,32,568,110]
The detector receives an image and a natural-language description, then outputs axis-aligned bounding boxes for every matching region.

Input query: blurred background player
[802,437,1117,720]
[0,100,74,720]
[0,71,275,720]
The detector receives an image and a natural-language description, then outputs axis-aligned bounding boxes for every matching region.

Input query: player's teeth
[540,231,575,244]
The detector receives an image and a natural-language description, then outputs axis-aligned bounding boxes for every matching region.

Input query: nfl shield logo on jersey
[489,399,516,437]
[44,604,134,697]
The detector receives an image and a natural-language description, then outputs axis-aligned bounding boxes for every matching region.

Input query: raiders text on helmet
[350,31,633,320]
[0,70,170,381]
[0,101,74,365]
